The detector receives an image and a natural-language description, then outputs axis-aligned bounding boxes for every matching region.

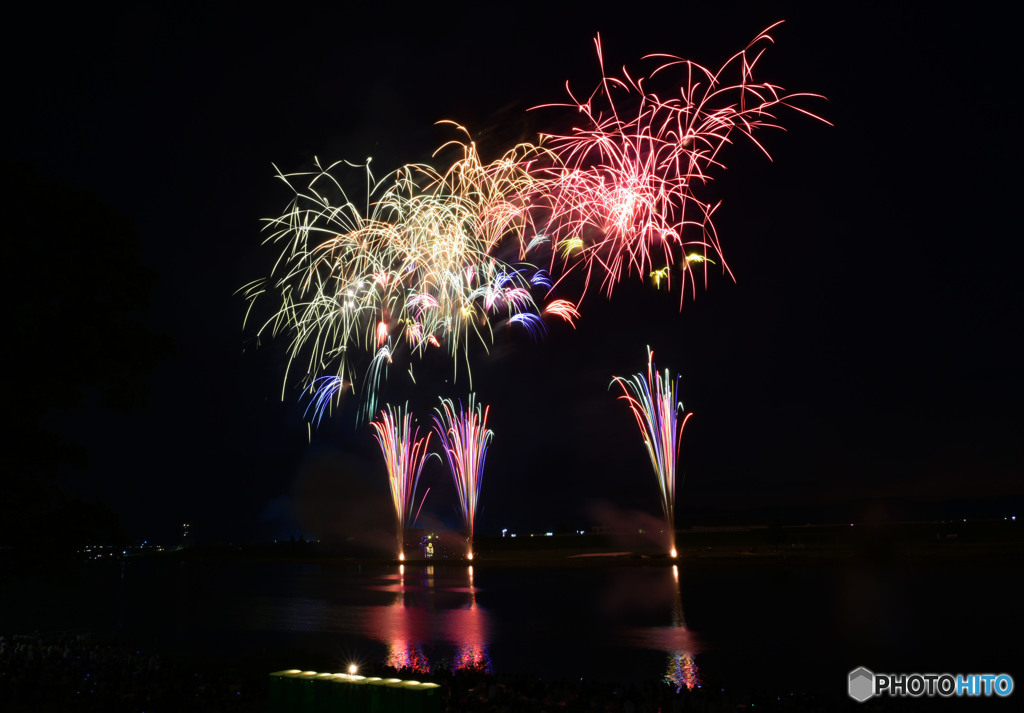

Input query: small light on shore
[348,664,357,675]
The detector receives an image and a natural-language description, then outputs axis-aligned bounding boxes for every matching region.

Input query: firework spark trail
[542,298,581,327]
[535,22,828,302]
[360,343,393,425]
[303,374,348,427]
[432,395,494,560]
[610,348,693,558]
[369,403,436,560]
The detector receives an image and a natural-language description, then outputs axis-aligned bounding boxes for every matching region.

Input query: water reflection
[253,564,693,683]
[378,564,431,673]
[616,565,700,691]
[451,565,492,673]
[365,564,490,674]
[666,565,700,692]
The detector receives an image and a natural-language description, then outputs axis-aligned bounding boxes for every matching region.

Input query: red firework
[535,22,828,303]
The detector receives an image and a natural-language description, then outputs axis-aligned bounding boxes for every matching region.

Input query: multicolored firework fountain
[369,404,436,560]
[432,395,493,560]
[611,348,692,558]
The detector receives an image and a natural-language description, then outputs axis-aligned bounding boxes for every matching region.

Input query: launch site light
[269,669,442,712]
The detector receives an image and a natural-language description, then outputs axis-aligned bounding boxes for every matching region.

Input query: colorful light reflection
[451,567,492,674]
[666,565,700,692]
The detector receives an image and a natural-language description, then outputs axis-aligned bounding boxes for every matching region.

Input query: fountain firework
[432,395,494,560]
[611,348,692,558]
[369,403,436,560]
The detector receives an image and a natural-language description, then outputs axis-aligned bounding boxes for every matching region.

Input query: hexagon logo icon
[848,667,874,702]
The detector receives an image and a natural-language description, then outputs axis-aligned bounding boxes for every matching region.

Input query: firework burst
[536,22,827,302]
[245,25,825,433]
[243,127,575,419]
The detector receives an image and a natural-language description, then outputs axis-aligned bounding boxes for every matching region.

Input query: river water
[2,555,1019,698]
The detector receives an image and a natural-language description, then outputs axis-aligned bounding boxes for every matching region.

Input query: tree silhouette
[1,159,173,559]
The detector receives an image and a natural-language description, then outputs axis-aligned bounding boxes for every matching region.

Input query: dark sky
[5,3,1021,544]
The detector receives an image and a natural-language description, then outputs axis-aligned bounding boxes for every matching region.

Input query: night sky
[4,3,1020,545]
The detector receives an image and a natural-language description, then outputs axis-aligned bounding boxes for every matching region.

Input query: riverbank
[1,630,985,712]
[114,518,1022,568]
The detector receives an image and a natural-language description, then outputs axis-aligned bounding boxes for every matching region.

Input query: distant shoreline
[119,519,1022,568]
